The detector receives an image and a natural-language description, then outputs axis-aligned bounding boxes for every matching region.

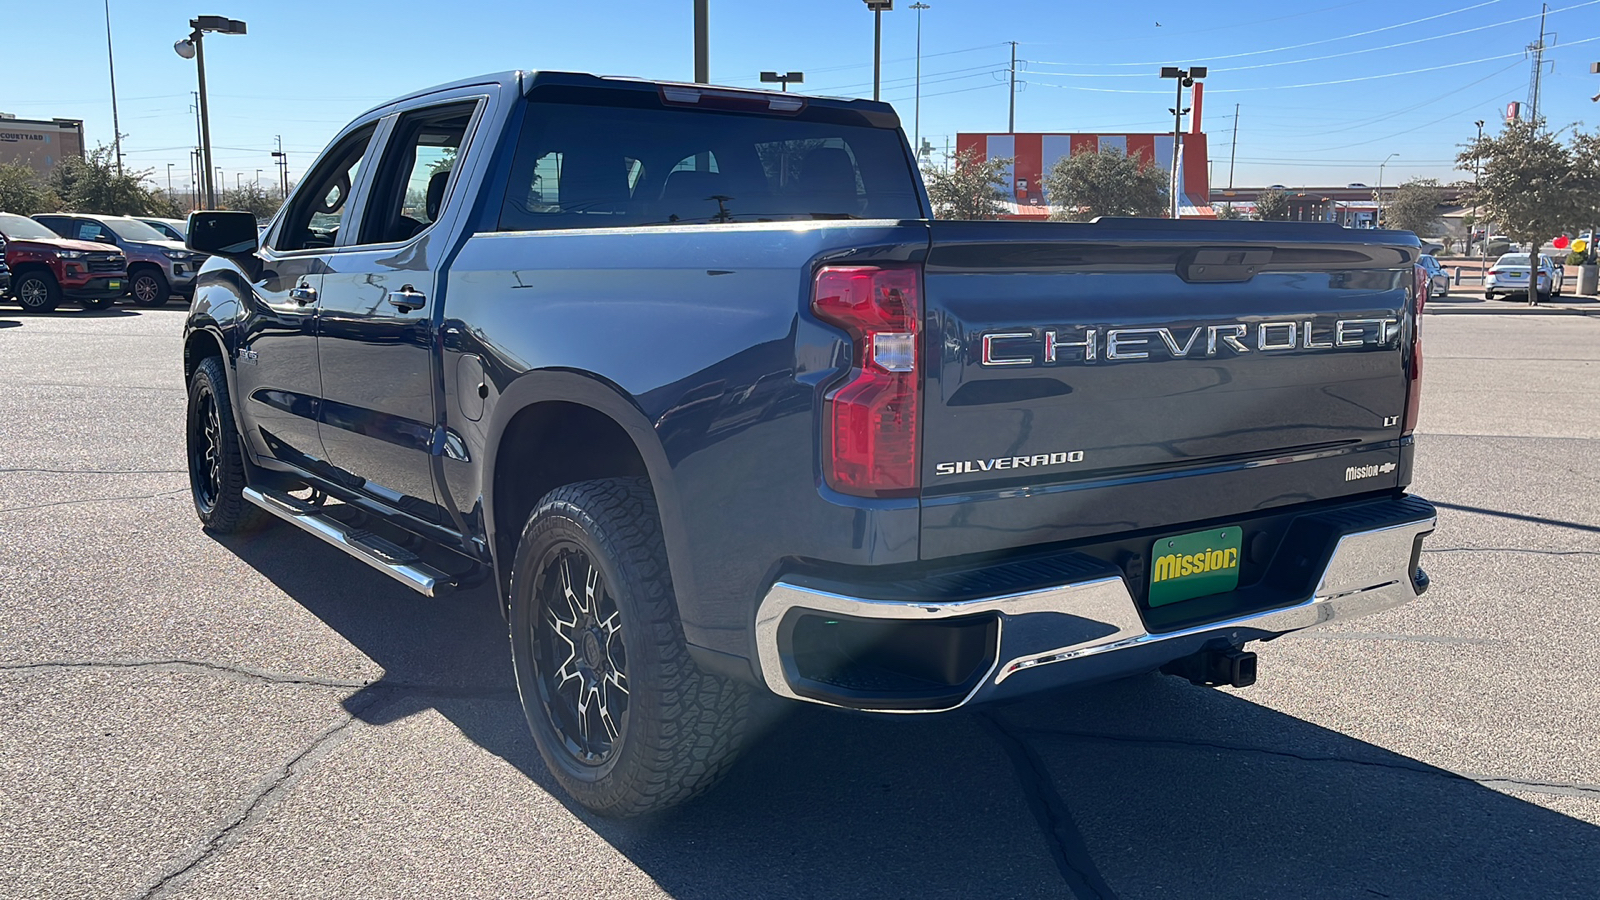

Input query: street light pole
[693,0,708,83]
[911,3,928,153]
[1160,66,1205,220]
[166,163,174,194]
[1377,152,1398,227]
[864,1,892,101]
[1473,119,1484,255]
[175,16,247,209]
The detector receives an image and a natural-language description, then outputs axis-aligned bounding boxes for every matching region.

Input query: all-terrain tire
[185,355,269,533]
[509,477,749,817]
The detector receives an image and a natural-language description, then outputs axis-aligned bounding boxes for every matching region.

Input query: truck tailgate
[920,220,1420,560]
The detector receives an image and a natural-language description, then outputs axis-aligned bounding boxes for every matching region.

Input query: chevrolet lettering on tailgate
[980,317,1401,366]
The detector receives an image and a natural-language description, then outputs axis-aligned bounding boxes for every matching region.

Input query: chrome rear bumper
[755,501,1436,713]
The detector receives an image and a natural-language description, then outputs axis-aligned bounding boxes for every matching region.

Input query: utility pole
[911,3,929,152]
[1473,119,1484,256]
[166,163,173,194]
[1527,3,1549,123]
[1008,41,1018,133]
[1228,103,1239,191]
[103,0,123,174]
[693,0,708,83]
[272,135,288,199]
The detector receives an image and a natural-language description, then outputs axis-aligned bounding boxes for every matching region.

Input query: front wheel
[185,356,268,533]
[509,477,748,817]
[14,272,60,313]
[131,269,170,307]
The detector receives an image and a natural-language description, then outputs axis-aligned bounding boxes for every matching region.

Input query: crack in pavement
[1009,726,1600,800]
[977,712,1122,900]
[136,690,388,900]
[0,489,189,514]
[0,658,517,700]
[0,468,185,475]
[1424,546,1600,557]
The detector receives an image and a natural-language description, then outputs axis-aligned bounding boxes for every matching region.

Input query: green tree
[1214,204,1242,220]
[143,189,188,219]
[1384,178,1443,236]
[1253,187,1290,221]
[1457,119,1593,301]
[217,181,282,220]
[1041,147,1167,221]
[0,163,58,214]
[47,144,152,215]
[924,149,1011,220]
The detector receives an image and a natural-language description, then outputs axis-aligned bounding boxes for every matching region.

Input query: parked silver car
[1418,254,1450,298]
[138,217,188,242]
[1485,253,1563,302]
[33,214,205,307]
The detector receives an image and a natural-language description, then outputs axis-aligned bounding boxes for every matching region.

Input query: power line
[1021,0,1509,67]
[1027,36,1600,94]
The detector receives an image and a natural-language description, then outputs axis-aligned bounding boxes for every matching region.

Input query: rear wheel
[131,269,170,307]
[14,272,59,313]
[509,477,748,817]
[185,355,268,533]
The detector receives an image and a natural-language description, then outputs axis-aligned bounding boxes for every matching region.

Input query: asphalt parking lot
[2,305,1597,899]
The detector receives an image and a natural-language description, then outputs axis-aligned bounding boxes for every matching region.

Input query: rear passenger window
[357,100,480,245]
[498,98,923,232]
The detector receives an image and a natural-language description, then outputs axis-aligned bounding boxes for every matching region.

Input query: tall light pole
[1377,152,1398,227]
[104,0,123,175]
[911,3,929,152]
[271,135,288,199]
[166,163,174,194]
[864,1,892,101]
[1473,119,1485,255]
[693,0,708,83]
[1160,66,1206,219]
[759,71,804,92]
[174,16,248,209]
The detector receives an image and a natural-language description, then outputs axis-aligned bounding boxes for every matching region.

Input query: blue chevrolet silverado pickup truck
[180,70,1435,816]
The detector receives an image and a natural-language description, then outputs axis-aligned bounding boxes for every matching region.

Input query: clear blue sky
[3,0,1598,195]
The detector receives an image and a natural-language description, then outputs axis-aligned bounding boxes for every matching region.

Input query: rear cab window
[498,87,924,232]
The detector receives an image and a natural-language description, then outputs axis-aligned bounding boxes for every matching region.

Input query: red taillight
[812,265,921,497]
[1404,263,1426,435]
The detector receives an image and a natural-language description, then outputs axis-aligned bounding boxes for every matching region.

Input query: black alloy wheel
[531,545,630,765]
[14,272,59,313]
[509,477,749,817]
[184,356,268,533]
[131,269,170,307]
[188,376,224,516]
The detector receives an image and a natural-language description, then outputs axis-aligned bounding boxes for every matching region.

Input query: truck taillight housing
[812,265,921,497]
[1404,263,1426,435]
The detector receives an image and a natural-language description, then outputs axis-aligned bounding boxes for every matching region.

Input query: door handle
[289,283,318,305]
[387,284,427,312]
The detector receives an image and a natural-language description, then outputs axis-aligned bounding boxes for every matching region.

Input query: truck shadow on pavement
[221,528,1599,899]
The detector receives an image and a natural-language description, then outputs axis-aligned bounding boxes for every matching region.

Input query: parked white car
[1485,253,1563,302]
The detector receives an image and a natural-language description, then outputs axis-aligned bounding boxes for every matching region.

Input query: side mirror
[186,211,259,256]
[96,234,117,244]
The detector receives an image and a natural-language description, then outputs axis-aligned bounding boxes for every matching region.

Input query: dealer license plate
[1149,527,1242,607]
[108,280,122,289]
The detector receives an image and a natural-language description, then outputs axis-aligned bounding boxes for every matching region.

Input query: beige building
[0,116,86,176]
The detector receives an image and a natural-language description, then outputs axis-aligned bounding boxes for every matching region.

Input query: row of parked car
[1416,251,1570,304]
[0,212,206,313]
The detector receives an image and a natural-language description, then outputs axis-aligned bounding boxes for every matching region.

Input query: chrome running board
[243,486,448,597]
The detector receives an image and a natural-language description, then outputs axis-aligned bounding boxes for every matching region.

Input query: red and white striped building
[955,84,1214,219]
